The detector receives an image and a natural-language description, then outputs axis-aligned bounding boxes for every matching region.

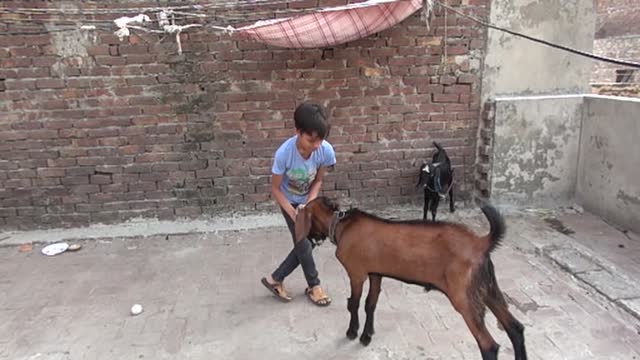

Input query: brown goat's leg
[486,293,527,360]
[360,274,382,346]
[485,262,527,360]
[346,274,366,340]
[450,295,499,360]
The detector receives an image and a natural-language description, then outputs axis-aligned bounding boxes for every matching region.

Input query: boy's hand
[288,206,298,223]
[292,204,305,223]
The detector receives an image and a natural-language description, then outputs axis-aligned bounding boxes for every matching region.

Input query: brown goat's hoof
[346,329,358,340]
[359,334,372,346]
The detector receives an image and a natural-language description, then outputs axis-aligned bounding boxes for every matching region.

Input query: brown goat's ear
[294,207,312,243]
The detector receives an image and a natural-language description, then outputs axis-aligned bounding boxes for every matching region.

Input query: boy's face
[296,130,323,154]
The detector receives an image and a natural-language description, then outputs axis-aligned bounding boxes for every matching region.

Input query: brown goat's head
[294,197,339,244]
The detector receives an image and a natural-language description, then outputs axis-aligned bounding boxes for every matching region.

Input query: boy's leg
[271,206,320,287]
[271,246,300,283]
[282,207,331,305]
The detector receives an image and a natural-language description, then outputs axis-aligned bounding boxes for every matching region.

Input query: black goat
[417,142,454,221]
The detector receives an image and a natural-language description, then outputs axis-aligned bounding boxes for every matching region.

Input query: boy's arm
[306,143,336,205]
[271,174,297,221]
[306,166,328,204]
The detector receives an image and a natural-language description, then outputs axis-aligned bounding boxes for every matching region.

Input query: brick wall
[0,0,489,230]
[592,0,640,89]
[592,83,640,97]
[592,36,640,84]
[475,100,495,201]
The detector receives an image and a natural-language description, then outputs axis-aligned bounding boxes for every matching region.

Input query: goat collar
[328,210,346,245]
[425,178,454,197]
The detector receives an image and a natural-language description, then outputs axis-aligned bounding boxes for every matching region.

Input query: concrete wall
[480,0,597,206]
[482,0,596,101]
[491,96,583,206]
[577,96,640,233]
[479,1,639,231]
[489,94,640,233]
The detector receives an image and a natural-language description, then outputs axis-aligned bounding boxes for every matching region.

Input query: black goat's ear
[294,207,312,243]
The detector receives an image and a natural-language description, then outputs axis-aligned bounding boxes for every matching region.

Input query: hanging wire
[434,0,640,69]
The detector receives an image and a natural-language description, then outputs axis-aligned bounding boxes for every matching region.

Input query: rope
[2,0,639,69]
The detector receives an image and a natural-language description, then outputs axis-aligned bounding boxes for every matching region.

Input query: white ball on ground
[130,303,143,316]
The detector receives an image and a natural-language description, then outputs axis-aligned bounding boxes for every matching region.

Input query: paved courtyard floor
[1,204,639,360]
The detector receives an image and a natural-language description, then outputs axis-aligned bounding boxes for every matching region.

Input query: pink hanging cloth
[233,0,424,48]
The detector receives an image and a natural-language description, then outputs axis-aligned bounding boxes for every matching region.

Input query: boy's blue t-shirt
[272,135,336,205]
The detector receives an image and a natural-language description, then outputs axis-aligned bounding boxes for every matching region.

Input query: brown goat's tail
[481,204,505,254]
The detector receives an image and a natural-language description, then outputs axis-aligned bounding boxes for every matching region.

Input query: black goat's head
[417,142,453,198]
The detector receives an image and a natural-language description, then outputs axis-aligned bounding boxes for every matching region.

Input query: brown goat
[294,197,527,360]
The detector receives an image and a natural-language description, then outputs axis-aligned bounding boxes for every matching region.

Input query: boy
[260,102,336,306]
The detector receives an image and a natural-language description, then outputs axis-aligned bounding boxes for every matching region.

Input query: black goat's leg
[346,274,366,340]
[361,274,382,346]
[449,182,455,213]
[422,189,429,221]
[431,195,440,221]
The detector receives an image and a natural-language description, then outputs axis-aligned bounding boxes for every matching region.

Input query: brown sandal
[306,285,332,307]
[261,277,292,302]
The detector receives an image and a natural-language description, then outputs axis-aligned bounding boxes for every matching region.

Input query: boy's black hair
[294,102,330,139]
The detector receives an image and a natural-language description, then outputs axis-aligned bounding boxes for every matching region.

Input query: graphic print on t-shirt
[286,166,317,196]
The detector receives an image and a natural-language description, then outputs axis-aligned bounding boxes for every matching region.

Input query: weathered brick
[445,84,472,94]
[61,176,90,185]
[90,175,112,185]
[89,211,119,223]
[37,168,65,178]
[123,164,153,174]
[17,68,50,78]
[10,47,41,57]
[0,207,18,217]
[5,79,36,90]
[35,79,65,89]
[118,45,149,55]
[433,93,460,103]
[457,74,477,84]
[128,182,157,192]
